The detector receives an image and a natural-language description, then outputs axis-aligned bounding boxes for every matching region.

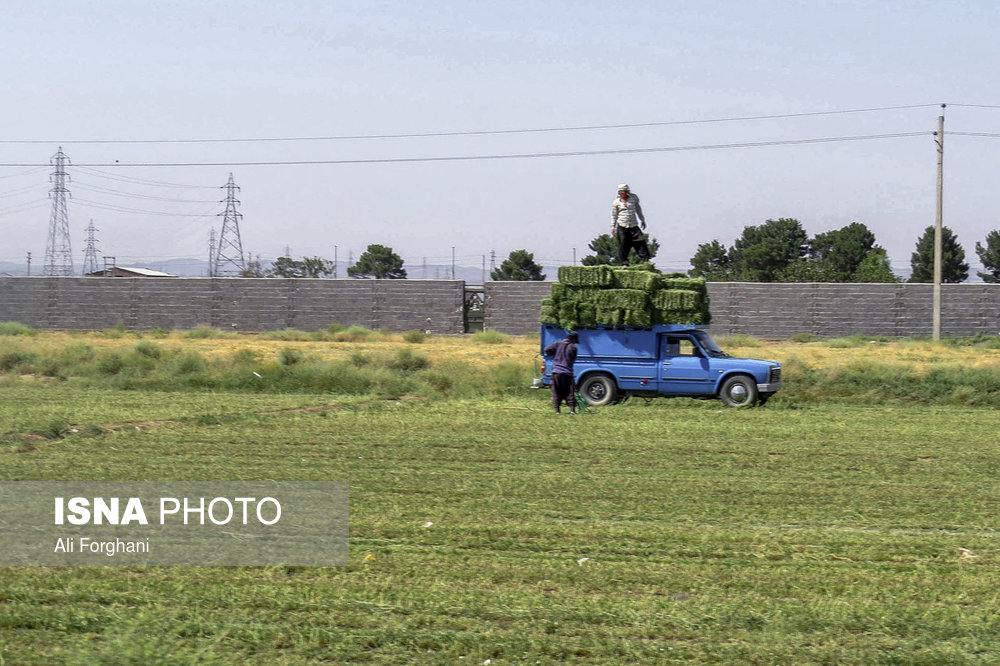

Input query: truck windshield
[693,331,728,358]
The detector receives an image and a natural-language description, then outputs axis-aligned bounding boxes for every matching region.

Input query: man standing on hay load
[611,183,651,266]
[544,330,579,415]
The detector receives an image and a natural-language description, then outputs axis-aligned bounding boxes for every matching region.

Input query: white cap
[617,183,630,191]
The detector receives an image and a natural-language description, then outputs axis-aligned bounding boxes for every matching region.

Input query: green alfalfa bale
[654,308,694,325]
[595,289,648,311]
[557,265,615,287]
[558,300,580,330]
[652,289,699,311]
[595,306,623,327]
[540,298,559,324]
[578,302,598,327]
[662,276,708,296]
[613,269,663,292]
[550,282,568,300]
[564,286,602,303]
[624,308,652,328]
[653,307,712,325]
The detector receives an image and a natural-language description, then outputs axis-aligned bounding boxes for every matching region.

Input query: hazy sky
[3,0,1000,277]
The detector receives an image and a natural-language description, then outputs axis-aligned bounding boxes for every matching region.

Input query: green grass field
[3,330,1000,663]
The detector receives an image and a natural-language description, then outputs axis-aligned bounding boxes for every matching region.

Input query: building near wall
[84,266,177,278]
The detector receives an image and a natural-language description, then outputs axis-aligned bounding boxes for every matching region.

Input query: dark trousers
[616,226,650,264]
[551,373,576,412]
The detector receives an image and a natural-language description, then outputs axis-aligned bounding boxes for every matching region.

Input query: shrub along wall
[0,278,465,333]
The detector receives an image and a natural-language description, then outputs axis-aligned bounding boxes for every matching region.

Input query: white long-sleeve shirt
[612,193,645,229]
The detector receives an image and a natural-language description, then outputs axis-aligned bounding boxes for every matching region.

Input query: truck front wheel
[719,375,758,408]
[579,374,618,407]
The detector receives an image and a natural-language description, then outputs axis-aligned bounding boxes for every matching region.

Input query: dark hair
[566,331,579,342]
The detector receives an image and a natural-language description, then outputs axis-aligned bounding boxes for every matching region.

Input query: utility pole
[451,246,456,280]
[215,173,246,276]
[44,147,74,276]
[26,252,31,276]
[82,219,100,276]
[482,255,486,285]
[932,104,945,340]
[334,245,338,278]
[208,228,217,277]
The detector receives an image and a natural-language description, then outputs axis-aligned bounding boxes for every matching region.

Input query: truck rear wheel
[579,374,618,407]
[719,375,758,408]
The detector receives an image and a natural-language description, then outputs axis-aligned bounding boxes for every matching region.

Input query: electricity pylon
[214,173,246,276]
[44,147,74,276]
[82,219,100,275]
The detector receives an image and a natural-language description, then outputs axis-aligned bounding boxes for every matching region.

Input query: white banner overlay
[0,482,348,566]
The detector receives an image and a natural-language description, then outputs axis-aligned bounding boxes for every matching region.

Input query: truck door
[658,334,715,395]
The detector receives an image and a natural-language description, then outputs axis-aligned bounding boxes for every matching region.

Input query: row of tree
[689,220,1000,283]
[482,222,1000,283]
[240,244,407,279]
[237,224,1000,283]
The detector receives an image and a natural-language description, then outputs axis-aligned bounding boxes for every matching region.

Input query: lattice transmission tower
[81,219,100,276]
[214,173,246,276]
[44,147,74,276]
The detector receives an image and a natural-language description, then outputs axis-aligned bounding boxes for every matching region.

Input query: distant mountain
[0,261,25,276]
[141,258,213,277]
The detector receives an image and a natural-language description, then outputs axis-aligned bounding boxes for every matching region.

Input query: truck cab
[537,324,781,407]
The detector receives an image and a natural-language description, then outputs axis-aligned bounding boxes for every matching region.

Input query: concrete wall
[706,283,1000,338]
[0,278,466,333]
[2,277,998,338]
[483,282,552,336]
[483,281,1000,338]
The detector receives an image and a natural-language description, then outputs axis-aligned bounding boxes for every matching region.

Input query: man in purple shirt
[544,331,579,415]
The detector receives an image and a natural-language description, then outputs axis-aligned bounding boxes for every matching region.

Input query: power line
[72,180,220,203]
[0,104,943,146]
[0,183,45,199]
[949,104,1000,110]
[72,166,216,189]
[0,201,48,217]
[0,132,933,168]
[73,198,220,217]
[951,131,1000,138]
[0,166,49,179]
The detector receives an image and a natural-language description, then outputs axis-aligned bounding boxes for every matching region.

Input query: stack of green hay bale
[540,265,710,329]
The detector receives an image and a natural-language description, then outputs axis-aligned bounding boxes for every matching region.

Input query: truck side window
[663,336,699,357]
[663,338,680,357]
[680,338,699,356]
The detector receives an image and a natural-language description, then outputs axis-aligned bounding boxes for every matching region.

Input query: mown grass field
[2,326,1000,664]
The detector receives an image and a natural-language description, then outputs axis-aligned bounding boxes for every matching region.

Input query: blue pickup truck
[536,324,782,407]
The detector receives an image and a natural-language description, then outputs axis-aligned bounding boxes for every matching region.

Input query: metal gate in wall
[463,286,485,332]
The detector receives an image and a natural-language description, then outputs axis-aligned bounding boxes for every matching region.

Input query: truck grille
[769,366,782,383]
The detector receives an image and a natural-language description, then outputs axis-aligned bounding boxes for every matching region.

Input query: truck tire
[719,375,758,408]
[579,374,618,407]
